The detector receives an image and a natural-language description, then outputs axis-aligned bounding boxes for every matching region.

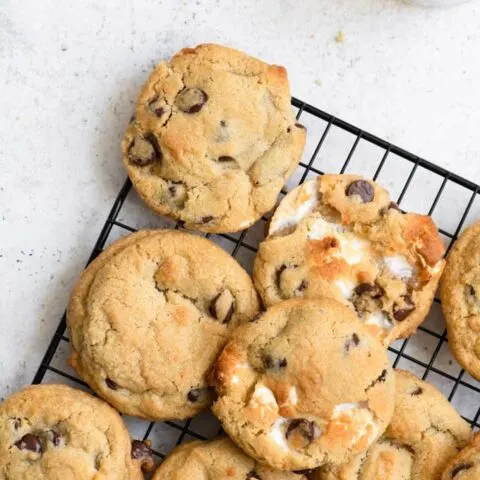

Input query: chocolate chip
[52,431,61,447]
[295,123,306,129]
[344,333,360,352]
[15,433,42,453]
[263,354,288,370]
[154,106,164,117]
[106,378,119,390]
[209,290,235,324]
[176,88,208,113]
[393,296,415,321]
[451,463,474,478]
[167,181,187,208]
[201,215,214,224]
[187,388,202,402]
[13,418,21,430]
[346,180,374,203]
[131,440,155,472]
[275,265,287,288]
[354,283,383,298]
[285,419,320,446]
[128,134,162,166]
[297,279,308,293]
[218,156,236,163]
[220,120,227,127]
[294,470,316,479]
[246,472,261,480]
[389,201,400,211]
[411,386,423,396]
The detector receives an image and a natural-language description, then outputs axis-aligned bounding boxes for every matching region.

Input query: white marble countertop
[1,0,480,403]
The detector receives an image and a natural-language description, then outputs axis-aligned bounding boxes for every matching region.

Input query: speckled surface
[1,0,480,416]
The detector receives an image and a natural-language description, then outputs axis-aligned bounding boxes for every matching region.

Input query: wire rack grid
[32,96,480,467]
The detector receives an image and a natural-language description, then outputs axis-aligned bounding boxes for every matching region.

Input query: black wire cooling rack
[32,97,480,465]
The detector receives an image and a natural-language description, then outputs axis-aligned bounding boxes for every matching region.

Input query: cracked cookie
[210,298,395,471]
[122,43,306,233]
[317,369,471,480]
[153,437,311,479]
[0,384,151,479]
[253,175,445,345]
[67,230,260,420]
[441,432,480,480]
[441,221,480,380]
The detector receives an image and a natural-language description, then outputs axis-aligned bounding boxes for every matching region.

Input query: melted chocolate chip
[411,386,423,396]
[15,433,42,453]
[263,354,288,370]
[393,296,415,321]
[167,181,187,208]
[451,463,473,478]
[275,265,287,288]
[209,290,235,324]
[106,377,119,390]
[218,156,236,163]
[346,180,374,203]
[52,431,61,447]
[13,418,21,430]
[344,333,360,352]
[176,88,208,113]
[128,134,162,166]
[354,283,383,298]
[201,216,214,224]
[187,388,202,402]
[285,419,320,446]
[220,120,227,127]
[246,472,261,480]
[131,440,155,472]
[295,123,306,129]
[297,279,308,292]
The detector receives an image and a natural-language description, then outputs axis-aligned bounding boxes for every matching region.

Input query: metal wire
[32,97,480,462]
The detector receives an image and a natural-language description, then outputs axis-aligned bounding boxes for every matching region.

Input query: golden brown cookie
[441,221,480,380]
[254,175,445,345]
[122,43,306,233]
[441,432,480,480]
[317,370,472,480]
[210,298,395,471]
[0,384,151,479]
[67,230,260,420]
[153,437,311,479]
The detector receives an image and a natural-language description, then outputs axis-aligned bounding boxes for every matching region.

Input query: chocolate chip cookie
[210,298,395,471]
[153,437,311,479]
[441,221,480,380]
[0,384,152,479]
[317,370,472,480]
[441,432,480,480]
[254,175,445,345]
[67,230,260,420]
[122,43,306,233]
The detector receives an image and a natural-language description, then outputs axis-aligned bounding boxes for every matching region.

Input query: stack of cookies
[1,44,479,479]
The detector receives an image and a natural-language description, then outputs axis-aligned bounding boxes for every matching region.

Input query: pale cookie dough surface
[153,437,312,479]
[122,43,306,233]
[317,370,472,480]
[441,221,480,380]
[210,298,395,471]
[67,230,260,420]
[254,175,445,345]
[441,432,480,480]
[0,384,145,480]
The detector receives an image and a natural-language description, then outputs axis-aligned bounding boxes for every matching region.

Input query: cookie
[122,43,306,233]
[153,437,312,479]
[317,370,471,480]
[67,230,260,420]
[0,384,151,479]
[253,175,445,345]
[441,432,480,480]
[441,221,480,380]
[210,298,395,471]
